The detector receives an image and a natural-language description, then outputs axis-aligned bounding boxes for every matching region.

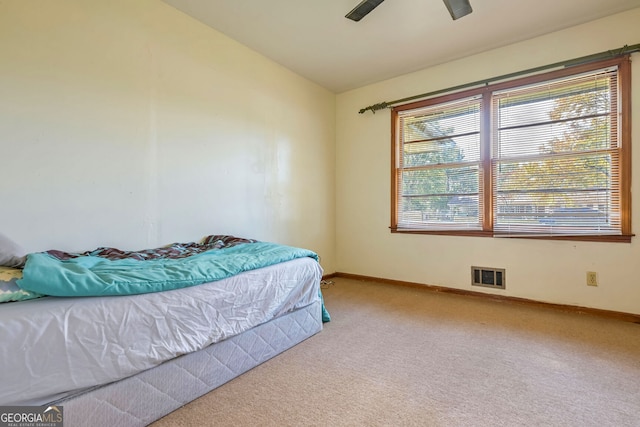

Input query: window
[391,56,631,242]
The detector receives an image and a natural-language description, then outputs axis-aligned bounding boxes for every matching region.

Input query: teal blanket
[18,241,330,322]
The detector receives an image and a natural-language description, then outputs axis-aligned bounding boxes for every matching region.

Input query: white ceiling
[161,0,640,93]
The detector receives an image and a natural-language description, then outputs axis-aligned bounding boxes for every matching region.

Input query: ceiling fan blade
[345,0,385,22]
[443,0,473,20]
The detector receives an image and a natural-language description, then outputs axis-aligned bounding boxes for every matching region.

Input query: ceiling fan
[346,0,473,22]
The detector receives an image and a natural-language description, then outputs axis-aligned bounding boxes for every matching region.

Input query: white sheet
[0,257,322,405]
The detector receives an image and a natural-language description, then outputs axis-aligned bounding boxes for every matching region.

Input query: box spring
[56,300,322,427]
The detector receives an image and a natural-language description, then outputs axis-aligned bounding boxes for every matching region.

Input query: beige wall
[2,1,639,314]
[336,8,640,314]
[0,0,336,272]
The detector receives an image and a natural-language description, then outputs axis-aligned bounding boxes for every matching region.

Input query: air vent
[471,266,505,289]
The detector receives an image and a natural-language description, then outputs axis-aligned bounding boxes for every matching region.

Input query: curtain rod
[358,43,640,114]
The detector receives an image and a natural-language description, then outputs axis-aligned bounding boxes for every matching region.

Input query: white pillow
[0,233,27,268]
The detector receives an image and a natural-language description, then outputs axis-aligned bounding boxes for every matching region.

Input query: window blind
[492,67,621,236]
[396,96,483,230]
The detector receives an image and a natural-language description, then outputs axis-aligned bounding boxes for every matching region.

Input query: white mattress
[0,257,322,406]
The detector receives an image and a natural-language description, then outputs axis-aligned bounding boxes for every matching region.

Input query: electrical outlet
[586,271,598,286]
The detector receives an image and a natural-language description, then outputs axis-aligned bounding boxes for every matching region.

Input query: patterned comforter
[17,235,330,324]
[45,235,256,261]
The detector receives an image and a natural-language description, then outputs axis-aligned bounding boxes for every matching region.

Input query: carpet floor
[152,277,640,427]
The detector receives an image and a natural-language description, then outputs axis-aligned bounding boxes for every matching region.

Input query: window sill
[390,228,633,243]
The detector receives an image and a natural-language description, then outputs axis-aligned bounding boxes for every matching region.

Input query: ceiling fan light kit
[346,0,473,22]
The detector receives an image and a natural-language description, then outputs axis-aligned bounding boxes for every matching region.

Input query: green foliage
[401,120,477,221]
[497,79,612,212]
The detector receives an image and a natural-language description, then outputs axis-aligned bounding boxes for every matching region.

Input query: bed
[0,234,328,426]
